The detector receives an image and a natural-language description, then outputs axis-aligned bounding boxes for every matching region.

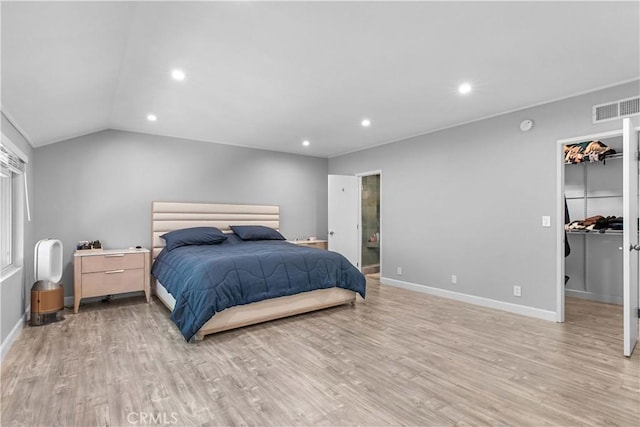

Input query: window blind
[0,144,26,174]
[0,142,30,221]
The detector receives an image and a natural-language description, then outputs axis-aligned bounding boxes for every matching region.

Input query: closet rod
[565,194,623,200]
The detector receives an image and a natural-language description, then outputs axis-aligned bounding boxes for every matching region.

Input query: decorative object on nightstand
[73,247,150,313]
[76,239,102,251]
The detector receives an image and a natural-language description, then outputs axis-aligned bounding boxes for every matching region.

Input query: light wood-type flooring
[2,278,639,426]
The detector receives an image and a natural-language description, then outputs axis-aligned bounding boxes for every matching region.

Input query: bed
[151,201,366,341]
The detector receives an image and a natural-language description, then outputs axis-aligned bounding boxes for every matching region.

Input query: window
[0,141,27,272]
[0,167,12,270]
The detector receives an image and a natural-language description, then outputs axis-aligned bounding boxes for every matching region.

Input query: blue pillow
[230,225,285,241]
[161,227,227,251]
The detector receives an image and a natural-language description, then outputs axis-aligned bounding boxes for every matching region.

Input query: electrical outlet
[451,275,457,284]
[397,266,403,275]
[513,285,522,297]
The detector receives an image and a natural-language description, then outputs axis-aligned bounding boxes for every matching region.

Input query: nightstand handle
[105,269,125,274]
[105,254,125,258]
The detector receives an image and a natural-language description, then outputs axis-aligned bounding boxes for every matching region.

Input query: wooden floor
[2,278,639,426]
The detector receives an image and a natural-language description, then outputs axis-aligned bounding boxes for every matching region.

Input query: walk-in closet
[558,117,639,357]
[564,136,624,304]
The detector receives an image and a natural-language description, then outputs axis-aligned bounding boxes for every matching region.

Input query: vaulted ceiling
[2,1,639,157]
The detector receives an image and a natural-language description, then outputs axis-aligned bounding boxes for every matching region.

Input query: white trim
[111,127,327,159]
[0,265,21,283]
[381,277,557,322]
[330,78,640,158]
[355,169,383,177]
[556,138,566,322]
[565,289,623,306]
[557,129,623,145]
[0,108,34,148]
[29,127,109,148]
[357,178,362,271]
[0,306,28,363]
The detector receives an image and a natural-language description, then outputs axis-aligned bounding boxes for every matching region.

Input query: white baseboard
[381,277,557,322]
[1,307,29,363]
[565,289,622,305]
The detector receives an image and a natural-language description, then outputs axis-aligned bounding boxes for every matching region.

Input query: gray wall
[329,80,640,312]
[34,130,328,297]
[1,113,35,346]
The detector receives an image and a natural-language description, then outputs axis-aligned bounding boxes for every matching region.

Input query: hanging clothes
[565,197,570,285]
[564,197,570,257]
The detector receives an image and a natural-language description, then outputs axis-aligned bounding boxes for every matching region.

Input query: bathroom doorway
[359,172,381,279]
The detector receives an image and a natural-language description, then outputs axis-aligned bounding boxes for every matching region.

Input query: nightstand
[73,248,150,313]
[289,240,328,250]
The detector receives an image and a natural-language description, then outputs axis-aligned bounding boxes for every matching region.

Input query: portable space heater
[30,239,64,326]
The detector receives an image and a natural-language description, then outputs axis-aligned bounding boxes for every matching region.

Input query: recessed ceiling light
[171,69,186,81]
[458,82,472,95]
[361,118,371,127]
[302,140,310,147]
[147,114,157,122]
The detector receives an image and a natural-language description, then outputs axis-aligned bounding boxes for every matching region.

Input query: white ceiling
[2,1,639,157]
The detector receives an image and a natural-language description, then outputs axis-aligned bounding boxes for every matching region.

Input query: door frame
[556,123,640,348]
[356,170,382,275]
[555,129,623,323]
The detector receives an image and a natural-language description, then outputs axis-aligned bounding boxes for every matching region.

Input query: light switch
[542,216,551,227]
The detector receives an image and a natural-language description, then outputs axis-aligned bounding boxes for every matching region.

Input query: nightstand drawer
[81,268,144,297]
[81,252,144,273]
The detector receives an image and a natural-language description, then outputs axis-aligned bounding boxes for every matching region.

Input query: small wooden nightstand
[289,240,328,250]
[73,248,150,313]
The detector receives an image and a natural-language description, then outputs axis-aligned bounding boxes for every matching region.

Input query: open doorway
[359,172,381,279]
[556,118,639,357]
[556,129,625,322]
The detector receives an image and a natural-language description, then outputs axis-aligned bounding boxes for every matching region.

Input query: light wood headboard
[151,201,280,260]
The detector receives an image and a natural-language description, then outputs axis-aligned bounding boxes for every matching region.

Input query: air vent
[620,97,640,116]
[593,96,640,124]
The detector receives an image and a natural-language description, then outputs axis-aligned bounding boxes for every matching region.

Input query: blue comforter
[151,236,366,340]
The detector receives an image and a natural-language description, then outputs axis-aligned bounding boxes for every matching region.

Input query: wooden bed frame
[151,201,357,340]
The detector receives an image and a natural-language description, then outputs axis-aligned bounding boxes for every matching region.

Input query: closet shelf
[566,229,623,235]
[564,152,623,165]
[566,194,623,200]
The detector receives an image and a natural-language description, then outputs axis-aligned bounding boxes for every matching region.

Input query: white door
[328,175,359,268]
[623,118,639,357]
